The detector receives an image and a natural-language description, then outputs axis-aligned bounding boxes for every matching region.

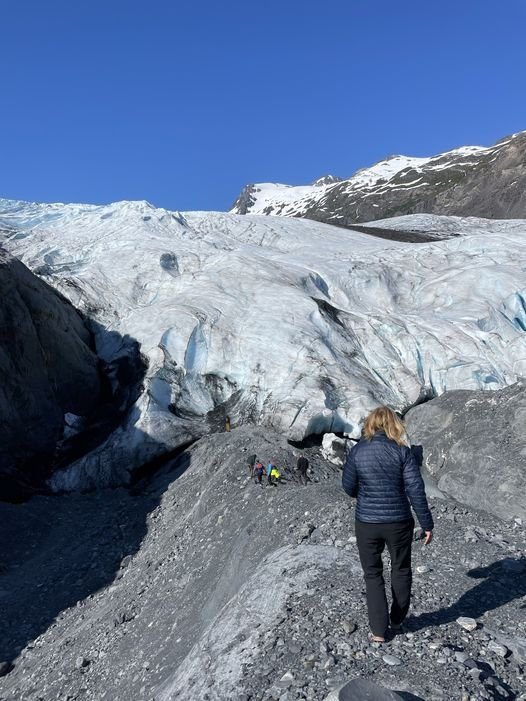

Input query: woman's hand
[424,530,433,545]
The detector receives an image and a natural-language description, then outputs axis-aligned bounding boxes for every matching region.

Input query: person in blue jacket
[342,406,434,643]
[266,460,277,486]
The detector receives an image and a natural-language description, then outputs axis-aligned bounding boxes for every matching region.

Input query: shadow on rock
[0,253,148,502]
[410,557,526,631]
[0,445,192,669]
[328,678,425,701]
[52,322,148,472]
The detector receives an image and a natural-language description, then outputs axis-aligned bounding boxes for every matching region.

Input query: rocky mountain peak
[310,174,343,186]
[231,130,526,225]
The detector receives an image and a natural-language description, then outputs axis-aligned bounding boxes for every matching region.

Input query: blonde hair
[363,406,407,446]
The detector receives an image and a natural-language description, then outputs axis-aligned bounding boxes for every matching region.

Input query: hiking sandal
[368,632,386,643]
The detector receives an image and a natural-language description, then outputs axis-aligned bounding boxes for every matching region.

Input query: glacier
[1,197,525,490]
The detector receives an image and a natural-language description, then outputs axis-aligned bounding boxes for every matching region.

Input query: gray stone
[323,677,404,700]
[486,629,526,663]
[75,656,90,669]
[321,433,347,467]
[342,620,357,635]
[468,668,483,681]
[322,655,336,669]
[405,382,526,521]
[275,671,295,688]
[456,617,478,631]
[298,524,315,541]
[382,654,403,666]
[487,640,509,657]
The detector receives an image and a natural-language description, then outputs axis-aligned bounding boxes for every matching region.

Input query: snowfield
[1,198,525,489]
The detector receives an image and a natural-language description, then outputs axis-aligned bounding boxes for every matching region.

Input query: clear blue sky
[1,0,525,212]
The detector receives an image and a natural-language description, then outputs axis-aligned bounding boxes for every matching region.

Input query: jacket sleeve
[342,445,359,498]
[401,447,434,531]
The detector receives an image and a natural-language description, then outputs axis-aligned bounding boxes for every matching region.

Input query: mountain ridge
[231,131,526,225]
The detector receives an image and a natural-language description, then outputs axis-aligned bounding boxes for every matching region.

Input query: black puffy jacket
[342,431,434,531]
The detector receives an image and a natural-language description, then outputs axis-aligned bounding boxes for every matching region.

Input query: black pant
[355,518,413,637]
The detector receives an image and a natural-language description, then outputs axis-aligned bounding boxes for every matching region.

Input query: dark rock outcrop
[0,249,101,499]
[405,381,526,521]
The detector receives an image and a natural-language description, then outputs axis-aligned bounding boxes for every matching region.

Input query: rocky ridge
[231,131,526,227]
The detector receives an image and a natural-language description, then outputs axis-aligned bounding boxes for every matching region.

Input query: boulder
[324,678,405,700]
[321,433,348,466]
[405,382,526,521]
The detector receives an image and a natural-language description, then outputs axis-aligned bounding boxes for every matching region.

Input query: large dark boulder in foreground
[0,249,101,499]
[405,382,526,521]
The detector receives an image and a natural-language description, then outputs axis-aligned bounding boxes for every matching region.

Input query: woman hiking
[342,406,433,643]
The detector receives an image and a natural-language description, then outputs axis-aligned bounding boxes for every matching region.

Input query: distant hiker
[297,454,309,484]
[267,461,276,486]
[225,416,231,432]
[270,466,281,484]
[342,406,433,644]
[247,453,257,475]
[253,460,264,485]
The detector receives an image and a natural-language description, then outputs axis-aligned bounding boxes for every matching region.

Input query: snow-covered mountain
[231,131,526,225]
[1,198,525,489]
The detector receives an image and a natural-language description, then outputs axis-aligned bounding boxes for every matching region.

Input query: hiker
[266,460,276,486]
[270,466,281,484]
[225,416,231,432]
[253,460,264,485]
[296,454,309,484]
[342,406,433,643]
[247,453,257,475]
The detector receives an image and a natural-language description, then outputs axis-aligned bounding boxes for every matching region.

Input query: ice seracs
[1,198,525,489]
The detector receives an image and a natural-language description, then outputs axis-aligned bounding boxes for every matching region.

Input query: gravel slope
[1,427,525,701]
